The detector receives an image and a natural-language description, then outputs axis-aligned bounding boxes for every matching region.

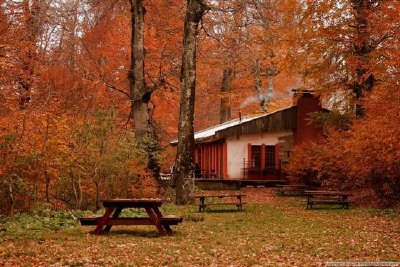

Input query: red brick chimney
[292,89,323,145]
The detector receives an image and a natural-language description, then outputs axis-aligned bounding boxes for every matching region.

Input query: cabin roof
[170,105,297,145]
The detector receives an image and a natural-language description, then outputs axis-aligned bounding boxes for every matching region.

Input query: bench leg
[145,207,167,236]
[103,207,122,233]
[153,208,172,234]
[163,224,172,234]
[93,207,114,235]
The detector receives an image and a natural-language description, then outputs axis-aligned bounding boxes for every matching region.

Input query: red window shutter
[247,143,252,167]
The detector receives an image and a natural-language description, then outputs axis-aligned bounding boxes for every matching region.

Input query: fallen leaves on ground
[0,189,399,267]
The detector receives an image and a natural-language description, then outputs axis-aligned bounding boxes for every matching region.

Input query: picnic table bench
[304,190,353,209]
[191,192,246,212]
[79,198,183,236]
[276,184,308,195]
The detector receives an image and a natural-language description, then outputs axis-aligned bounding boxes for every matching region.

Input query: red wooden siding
[194,141,226,179]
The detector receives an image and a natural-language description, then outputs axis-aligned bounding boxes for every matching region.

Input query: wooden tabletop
[191,193,246,198]
[102,198,165,208]
[304,190,352,196]
[276,184,306,188]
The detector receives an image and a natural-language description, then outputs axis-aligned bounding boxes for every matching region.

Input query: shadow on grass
[200,209,245,213]
[98,229,163,238]
[276,193,307,197]
[306,206,352,210]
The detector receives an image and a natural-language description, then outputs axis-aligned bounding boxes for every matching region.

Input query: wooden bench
[191,192,246,212]
[276,184,307,195]
[304,191,353,209]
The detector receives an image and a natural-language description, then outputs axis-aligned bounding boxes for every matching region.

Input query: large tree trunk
[129,0,148,143]
[220,68,233,123]
[128,0,160,176]
[174,0,208,205]
[350,0,376,116]
[19,0,41,109]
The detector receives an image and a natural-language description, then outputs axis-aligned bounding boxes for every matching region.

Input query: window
[265,146,275,169]
[251,145,261,167]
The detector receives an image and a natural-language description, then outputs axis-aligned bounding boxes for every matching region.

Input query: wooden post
[275,144,280,170]
[261,144,266,170]
[223,142,228,179]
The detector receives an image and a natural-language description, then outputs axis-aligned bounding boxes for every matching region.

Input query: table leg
[342,195,349,209]
[237,196,242,211]
[103,207,122,233]
[145,207,167,236]
[199,197,205,212]
[93,207,114,235]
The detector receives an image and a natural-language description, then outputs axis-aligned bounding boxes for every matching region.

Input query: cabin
[171,90,324,180]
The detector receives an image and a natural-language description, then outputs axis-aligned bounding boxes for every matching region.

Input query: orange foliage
[1,0,399,213]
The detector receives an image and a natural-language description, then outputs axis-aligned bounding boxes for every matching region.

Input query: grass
[0,195,399,266]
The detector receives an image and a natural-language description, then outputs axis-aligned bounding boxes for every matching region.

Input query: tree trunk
[129,0,148,143]
[45,163,50,203]
[19,0,41,109]
[128,0,160,176]
[9,177,15,217]
[220,68,233,123]
[174,0,209,205]
[265,52,278,112]
[44,114,50,203]
[350,0,375,116]
[253,59,267,111]
[70,169,79,209]
[95,180,100,211]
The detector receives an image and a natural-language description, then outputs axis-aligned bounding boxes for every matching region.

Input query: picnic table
[276,184,307,195]
[191,192,246,212]
[79,198,183,236]
[304,190,353,209]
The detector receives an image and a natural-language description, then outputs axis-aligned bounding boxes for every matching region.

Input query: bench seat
[200,202,246,206]
[276,185,307,196]
[160,216,183,225]
[307,199,354,209]
[199,202,246,211]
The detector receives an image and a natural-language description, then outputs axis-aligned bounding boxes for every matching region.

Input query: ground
[0,188,399,267]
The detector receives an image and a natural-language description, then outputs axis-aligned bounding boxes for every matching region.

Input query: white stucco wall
[226,131,293,179]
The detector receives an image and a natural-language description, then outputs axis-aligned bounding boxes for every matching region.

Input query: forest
[1,0,400,216]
